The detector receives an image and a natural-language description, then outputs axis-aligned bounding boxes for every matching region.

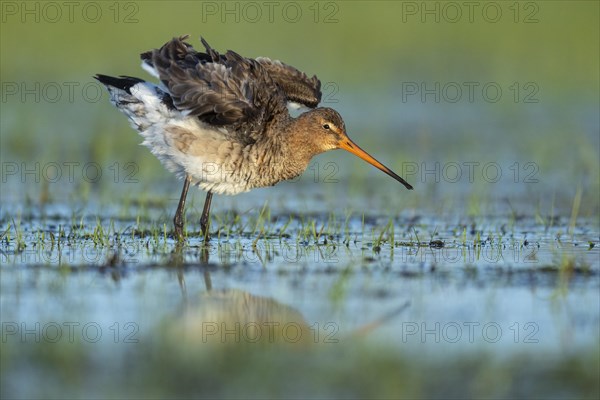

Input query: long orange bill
[338,136,413,190]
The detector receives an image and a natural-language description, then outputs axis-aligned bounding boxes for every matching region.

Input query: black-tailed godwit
[95,35,413,240]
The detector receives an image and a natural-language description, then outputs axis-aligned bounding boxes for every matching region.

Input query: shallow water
[1,194,598,357]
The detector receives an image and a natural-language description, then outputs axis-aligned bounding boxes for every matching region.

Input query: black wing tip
[94,73,117,86]
[94,74,144,94]
[140,50,152,61]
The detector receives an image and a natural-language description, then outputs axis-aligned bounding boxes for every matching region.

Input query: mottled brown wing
[141,35,219,73]
[255,57,322,108]
[148,37,287,140]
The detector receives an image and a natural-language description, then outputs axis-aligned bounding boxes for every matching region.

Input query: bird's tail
[94,74,175,131]
[95,74,144,93]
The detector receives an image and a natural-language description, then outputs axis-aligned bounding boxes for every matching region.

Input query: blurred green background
[1,1,598,214]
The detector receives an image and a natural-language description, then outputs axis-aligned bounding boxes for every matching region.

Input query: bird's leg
[173,175,191,241]
[200,191,213,241]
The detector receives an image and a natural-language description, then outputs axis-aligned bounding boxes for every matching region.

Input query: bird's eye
[323,124,330,130]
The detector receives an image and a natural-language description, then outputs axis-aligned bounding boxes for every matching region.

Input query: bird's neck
[282,118,321,178]
[256,115,316,182]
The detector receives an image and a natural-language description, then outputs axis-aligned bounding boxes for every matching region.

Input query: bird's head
[296,107,413,190]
